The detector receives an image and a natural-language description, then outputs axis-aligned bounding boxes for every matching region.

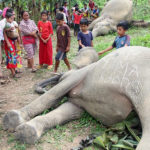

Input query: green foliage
[1,0,150,22]
[89,112,141,150]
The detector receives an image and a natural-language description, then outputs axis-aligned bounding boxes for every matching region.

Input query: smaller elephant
[88,0,133,37]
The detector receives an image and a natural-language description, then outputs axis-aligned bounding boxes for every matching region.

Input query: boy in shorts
[54,13,71,73]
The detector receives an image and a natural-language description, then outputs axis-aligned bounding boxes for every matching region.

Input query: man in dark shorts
[54,13,71,73]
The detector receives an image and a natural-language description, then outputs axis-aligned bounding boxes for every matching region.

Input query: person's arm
[65,26,71,52]
[5,27,14,32]
[37,21,46,43]
[45,22,53,43]
[98,46,113,56]
[124,35,130,47]
[18,27,23,45]
[20,21,37,37]
[3,30,11,49]
[78,40,85,48]
[66,36,71,52]
[77,32,84,48]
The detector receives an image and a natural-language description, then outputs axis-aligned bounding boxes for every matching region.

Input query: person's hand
[10,27,15,30]
[56,48,58,52]
[7,42,11,49]
[19,44,23,49]
[42,39,47,44]
[81,45,85,48]
[66,46,70,52]
[98,51,104,56]
[45,38,49,43]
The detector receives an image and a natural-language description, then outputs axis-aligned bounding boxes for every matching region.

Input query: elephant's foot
[15,123,39,144]
[3,110,26,131]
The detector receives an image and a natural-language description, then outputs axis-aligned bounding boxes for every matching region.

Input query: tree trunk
[32,0,36,20]
[16,0,20,22]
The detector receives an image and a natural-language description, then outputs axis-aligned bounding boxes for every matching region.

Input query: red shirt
[73,13,82,24]
[38,21,53,39]
[89,2,95,10]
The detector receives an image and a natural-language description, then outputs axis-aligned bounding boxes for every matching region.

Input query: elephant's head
[73,47,99,69]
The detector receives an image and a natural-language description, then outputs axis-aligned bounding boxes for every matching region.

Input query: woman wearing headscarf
[19,11,38,72]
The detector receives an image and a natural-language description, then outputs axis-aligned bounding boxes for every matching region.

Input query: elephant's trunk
[34,74,63,94]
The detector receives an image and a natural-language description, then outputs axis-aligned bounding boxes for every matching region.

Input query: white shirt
[0,18,6,40]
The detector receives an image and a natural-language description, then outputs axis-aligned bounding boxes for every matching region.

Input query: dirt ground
[0,32,92,150]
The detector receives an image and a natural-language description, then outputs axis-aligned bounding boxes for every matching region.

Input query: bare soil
[0,33,89,150]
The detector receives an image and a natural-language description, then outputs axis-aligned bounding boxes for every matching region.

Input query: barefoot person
[19,11,38,72]
[0,8,13,78]
[38,10,53,70]
[54,13,71,72]
[3,12,20,78]
[98,21,130,56]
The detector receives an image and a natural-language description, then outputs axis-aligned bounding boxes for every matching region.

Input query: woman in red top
[38,10,53,70]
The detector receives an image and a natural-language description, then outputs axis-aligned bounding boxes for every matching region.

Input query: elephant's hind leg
[15,102,84,144]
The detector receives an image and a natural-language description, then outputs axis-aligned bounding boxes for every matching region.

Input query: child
[73,8,83,36]
[78,18,93,51]
[54,13,71,73]
[59,7,67,24]
[91,5,100,20]
[38,10,53,70]
[98,21,130,56]
[82,4,89,18]
[4,13,21,52]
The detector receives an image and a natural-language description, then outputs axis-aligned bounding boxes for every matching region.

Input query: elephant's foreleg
[15,102,84,144]
[3,71,86,131]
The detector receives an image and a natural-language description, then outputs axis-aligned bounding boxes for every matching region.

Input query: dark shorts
[74,24,80,33]
[55,50,67,61]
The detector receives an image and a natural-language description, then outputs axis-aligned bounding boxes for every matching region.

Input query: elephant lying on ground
[3,46,150,150]
[88,0,133,37]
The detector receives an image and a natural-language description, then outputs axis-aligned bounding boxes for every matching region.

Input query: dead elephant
[88,0,133,37]
[3,46,150,150]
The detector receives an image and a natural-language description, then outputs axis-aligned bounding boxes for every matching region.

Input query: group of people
[0,1,130,80]
[53,1,100,36]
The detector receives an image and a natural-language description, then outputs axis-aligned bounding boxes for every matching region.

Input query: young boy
[91,5,100,20]
[73,8,82,36]
[59,7,67,24]
[54,13,71,73]
[98,21,130,56]
[78,18,93,51]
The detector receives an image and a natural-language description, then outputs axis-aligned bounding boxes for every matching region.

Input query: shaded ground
[0,27,149,150]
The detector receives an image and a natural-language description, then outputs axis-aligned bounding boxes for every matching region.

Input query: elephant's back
[102,0,133,22]
[73,46,150,125]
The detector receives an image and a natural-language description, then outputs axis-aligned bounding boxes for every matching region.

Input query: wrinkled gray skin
[3,46,150,150]
[88,0,133,37]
